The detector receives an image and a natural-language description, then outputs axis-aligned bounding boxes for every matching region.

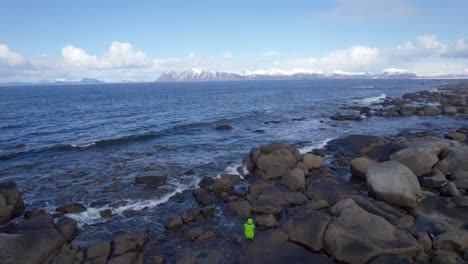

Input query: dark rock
[435,147,468,174]
[433,227,468,252]
[251,200,282,215]
[212,178,233,193]
[24,208,45,219]
[113,231,147,256]
[193,187,214,206]
[419,170,447,188]
[182,208,203,223]
[451,170,468,189]
[23,213,55,230]
[446,132,467,141]
[254,129,265,133]
[283,208,332,251]
[183,227,205,241]
[256,214,276,228]
[431,250,464,264]
[164,215,183,231]
[215,124,233,130]
[330,114,363,121]
[327,135,387,156]
[196,230,216,242]
[423,105,442,116]
[87,241,111,260]
[281,168,305,191]
[228,200,251,219]
[440,182,462,197]
[302,154,323,170]
[198,177,214,187]
[368,255,413,264]
[366,161,422,207]
[134,176,167,188]
[443,106,458,115]
[56,217,78,242]
[0,181,25,224]
[47,244,81,264]
[108,252,143,264]
[110,201,128,209]
[99,209,112,218]
[55,203,87,214]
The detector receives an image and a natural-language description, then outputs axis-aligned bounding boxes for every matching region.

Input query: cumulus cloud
[0,44,26,66]
[62,45,98,67]
[322,0,415,22]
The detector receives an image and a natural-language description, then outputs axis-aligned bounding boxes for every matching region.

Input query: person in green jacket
[244,218,255,241]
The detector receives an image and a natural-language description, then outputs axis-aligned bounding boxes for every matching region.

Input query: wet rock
[419,170,447,188]
[330,114,363,121]
[134,176,167,188]
[306,199,330,210]
[56,217,78,242]
[434,147,468,174]
[249,143,302,180]
[110,201,128,209]
[201,206,215,218]
[215,124,233,130]
[196,230,216,242]
[281,168,305,191]
[440,182,462,197]
[0,181,25,224]
[24,208,45,219]
[193,187,214,206]
[55,203,87,214]
[184,227,205,241]
[417,232,432,250]
[86,241,111,260]
[164,215,183,231]
[182,208,203,223]
[108,252,143,264]
[153,255,165,264]
[198,177,214,187]
[451,170,468,189]
[283,208,332,251]
[433,227,468,252]
[323,204,421,263]
[328,135,388,157]
[256,214,276,228]
[99,209,112,218]
[228,200,251,219]
[446,132,467,141]
[302,154,324,170]
[212,178,233,193]
[113,231,147,256]
[390,148,439,176]
[366,161,422,207]
[221,174,241,182]
[431,250,464,264]
[350,157,377,179]
[453,196,468,207]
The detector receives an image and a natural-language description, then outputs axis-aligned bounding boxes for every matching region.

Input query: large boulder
[327,135,387,156]
[451,170,468,189]
[86,241,111,260]
[192,187,213,206]
[323,204,421,264]
[164,215,183,231]
[0,181,25,224]
[434,147,468,174]
[392,138,450,155]
[55,217,78,242]
[283,208,332,251]
[281,168,305,191]
[350,157,377,179]
[113,231,147,256]
[432,227,468,252]
[228,200,252,219]
[366,161,422,208]
[212,178,233,193]
[390,148,439,177]
[249,143,302,179]
[256,214,277,228]
[302,154,323,170]
[423,105,442,116]
[445,132,467,142]
[0,228,66,263]
[134,176,167,188]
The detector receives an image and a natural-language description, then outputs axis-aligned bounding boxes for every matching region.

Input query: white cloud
[62,45,98,67]
[0,44,26,66]
[223,51,233,59]
[322,0,415,22]
[393,35,468,59]
[263,51,278,57]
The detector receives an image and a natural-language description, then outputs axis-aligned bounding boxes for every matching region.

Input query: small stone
[99,209,112,218]
[164,215,183,231]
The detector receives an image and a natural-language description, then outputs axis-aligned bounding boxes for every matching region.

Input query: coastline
[0,82,468,263]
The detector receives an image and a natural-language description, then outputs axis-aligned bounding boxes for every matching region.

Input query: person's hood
[247,218,253,224]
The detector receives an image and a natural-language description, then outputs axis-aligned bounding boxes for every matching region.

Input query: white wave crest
[298,137,334,154]
[216,162,247,179]
[70,142,96,148]
[355,93,386,105]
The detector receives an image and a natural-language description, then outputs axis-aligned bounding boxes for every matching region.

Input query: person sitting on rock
[244,218,255,241]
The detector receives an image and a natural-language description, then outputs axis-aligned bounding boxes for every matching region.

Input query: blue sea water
[0,79,466,244]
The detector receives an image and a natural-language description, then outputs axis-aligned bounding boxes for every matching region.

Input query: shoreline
[0,82,468,263]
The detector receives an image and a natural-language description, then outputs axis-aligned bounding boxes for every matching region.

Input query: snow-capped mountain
[375,68,418,79]
[157,69,243,82]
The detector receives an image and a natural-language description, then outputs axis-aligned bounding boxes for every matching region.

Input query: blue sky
[1,0,468,81]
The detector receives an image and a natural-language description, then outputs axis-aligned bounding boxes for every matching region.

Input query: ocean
[0,79,466,244]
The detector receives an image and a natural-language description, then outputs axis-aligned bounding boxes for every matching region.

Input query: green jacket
[244,218,255,239]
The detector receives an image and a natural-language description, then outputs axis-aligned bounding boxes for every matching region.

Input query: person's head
[247,218,253,224]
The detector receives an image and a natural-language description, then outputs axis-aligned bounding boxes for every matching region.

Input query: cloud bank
[1,35,468,82]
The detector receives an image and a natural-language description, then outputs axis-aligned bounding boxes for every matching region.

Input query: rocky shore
[1,83,468,264]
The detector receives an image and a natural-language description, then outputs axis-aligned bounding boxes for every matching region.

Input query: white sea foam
[429,87,439,92]
[355,93,386,105]
[216,162,247,179]
[70,142,96,148]
[65,177,200,226]
[298,137,334,154]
